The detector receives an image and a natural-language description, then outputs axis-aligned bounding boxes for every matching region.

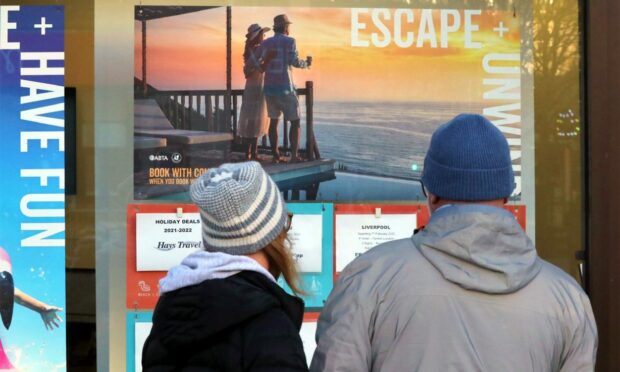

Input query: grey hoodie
[311,205,597,372]
[159,251,275,294]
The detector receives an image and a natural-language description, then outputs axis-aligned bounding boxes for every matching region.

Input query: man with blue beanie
[311,114,597,372]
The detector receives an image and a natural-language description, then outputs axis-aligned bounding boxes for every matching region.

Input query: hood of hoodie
[152,269,304,351]
[414,204,542,294]
[159,251,275,294]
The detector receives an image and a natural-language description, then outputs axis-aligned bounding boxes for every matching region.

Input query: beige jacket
[311,205,597,372]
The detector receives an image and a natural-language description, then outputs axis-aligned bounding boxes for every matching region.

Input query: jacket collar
[415,204,541,294]
[429,204,515,223]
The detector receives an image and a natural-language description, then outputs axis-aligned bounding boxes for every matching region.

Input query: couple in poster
[238,14,312,163]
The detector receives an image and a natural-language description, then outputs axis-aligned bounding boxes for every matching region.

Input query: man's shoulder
[278,33,295,41]
[518,258,592,320]
[266,33,295,44]
[536,258,586,295]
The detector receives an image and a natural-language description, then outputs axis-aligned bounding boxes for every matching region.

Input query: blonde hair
[262,229,305,296]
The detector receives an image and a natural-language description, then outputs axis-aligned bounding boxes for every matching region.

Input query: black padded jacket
[142,270,308,372]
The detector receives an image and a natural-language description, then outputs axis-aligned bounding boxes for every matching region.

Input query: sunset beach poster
[133,5,530,202]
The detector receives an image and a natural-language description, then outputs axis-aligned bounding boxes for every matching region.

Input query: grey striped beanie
[189,161,288,255]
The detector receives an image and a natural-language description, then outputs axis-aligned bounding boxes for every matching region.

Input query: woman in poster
[237,24,272,161]
[0,247,63,370]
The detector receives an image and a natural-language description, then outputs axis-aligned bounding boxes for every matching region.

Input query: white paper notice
[135,322,153,372]
[288,215,323,273]
[336,213,417,271]
[136,213,203,271]
[300,320,318,364]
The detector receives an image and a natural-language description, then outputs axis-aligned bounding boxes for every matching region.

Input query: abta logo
[149,154,169,162]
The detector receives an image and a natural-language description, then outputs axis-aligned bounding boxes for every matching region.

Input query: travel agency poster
[133,6,528,203]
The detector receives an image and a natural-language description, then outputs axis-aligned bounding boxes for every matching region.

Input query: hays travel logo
[155,241,175,251]
[155,240,202,252]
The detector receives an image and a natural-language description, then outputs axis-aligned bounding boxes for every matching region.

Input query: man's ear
[429,193,440,206]
[503,197,509,204]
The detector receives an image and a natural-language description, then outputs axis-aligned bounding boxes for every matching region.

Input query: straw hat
[246,23,270,40]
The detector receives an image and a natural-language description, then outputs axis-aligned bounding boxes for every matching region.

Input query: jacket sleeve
[559,291,598,372]
[288,40,308,69]
[242,308,308,372]
[310,259,376,372]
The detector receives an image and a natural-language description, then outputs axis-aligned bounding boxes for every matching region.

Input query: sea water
[305,100,484,180]
[207,99,486,201]
[213,97,482,180]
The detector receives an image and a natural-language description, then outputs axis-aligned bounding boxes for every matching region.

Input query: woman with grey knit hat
[142,161,308,371]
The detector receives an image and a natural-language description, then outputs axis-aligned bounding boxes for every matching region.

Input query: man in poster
[311,114,597,371]
[261,14,311,163]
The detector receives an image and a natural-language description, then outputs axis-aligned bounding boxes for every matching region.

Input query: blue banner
[0,6,66,371]
[126,312,153,372]
[280,203,334,309]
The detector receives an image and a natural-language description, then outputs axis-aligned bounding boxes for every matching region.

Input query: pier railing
[150,81,320,161]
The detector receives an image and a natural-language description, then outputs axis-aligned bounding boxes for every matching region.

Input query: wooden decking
[134,99,233,145]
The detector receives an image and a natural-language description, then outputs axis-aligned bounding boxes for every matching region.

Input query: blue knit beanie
[421,114,515,201]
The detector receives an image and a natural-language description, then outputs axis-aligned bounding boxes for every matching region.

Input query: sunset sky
[134,7,520,102]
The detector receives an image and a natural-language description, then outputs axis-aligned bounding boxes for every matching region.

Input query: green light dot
[411,164,419,171]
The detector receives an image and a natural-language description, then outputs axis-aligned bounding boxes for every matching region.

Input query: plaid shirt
[260,33,308,96]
